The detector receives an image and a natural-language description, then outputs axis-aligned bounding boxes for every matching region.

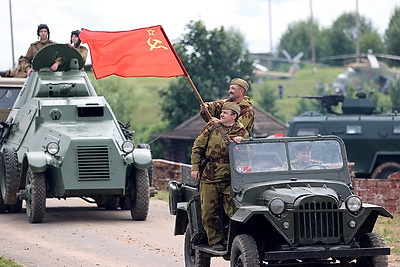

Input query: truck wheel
[230,234,260,267]
[356,233,388,267]
[25,168,46,223]
[129,168,149,221]
[184,226,211,267]
[0,148,20,205]
[371,162,400,179]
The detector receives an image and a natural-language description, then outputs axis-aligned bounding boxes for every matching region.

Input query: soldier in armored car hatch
[24,24,60,75]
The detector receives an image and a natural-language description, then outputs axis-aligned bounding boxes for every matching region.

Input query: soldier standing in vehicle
[191,102,249,251]
[24,24,59,75]
[68,30,88,65]
[200,78,254,135]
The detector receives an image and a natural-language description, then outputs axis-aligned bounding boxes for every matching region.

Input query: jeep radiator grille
[294,201,343,245]
[76,146,110,180]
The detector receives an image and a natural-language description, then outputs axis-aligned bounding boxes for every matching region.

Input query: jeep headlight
[122,141,135,153]
[269,198,285,216]
[46,142,59,155]
[346,195,362,213]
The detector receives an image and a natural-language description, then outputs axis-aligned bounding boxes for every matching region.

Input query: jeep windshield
[230,136,349,188]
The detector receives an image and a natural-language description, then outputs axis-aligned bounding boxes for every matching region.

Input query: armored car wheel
[230,234,260,267]
[0,147,20,205]
[355,233,388,267]
[371,162,400,179]
[25,169,46,223]
[129,168,150,221]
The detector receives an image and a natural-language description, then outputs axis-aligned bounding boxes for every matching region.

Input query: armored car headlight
[46,142,59,155]
[269,198,285,216]
[346,195,362,213]
[122,141,135,153]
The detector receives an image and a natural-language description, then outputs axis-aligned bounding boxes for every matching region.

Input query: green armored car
[0,44,152,223]
[169,135,392,266]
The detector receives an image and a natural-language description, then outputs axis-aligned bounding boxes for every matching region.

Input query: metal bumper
[264,245,390,261]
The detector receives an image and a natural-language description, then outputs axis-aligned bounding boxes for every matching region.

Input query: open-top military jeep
[0,44,152,223]
[168,135,392,266]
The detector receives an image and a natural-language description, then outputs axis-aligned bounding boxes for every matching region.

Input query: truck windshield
[232,140,343,173]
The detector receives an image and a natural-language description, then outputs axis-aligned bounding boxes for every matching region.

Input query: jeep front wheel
[129,168,149,221]
[230,234,260,267]
[184,226,210,267]
[356,232,388,267]
[25,169,46,223]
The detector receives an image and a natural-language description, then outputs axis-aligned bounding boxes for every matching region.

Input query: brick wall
[352,173,400,214]
[153,159,400,214]
[152,159,183,190]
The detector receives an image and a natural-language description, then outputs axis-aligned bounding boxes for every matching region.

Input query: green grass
[375,215,400,255]
[252,65,343,122]
[0,257,22,267]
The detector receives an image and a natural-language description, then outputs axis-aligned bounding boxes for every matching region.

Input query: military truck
[0,44,152,223]
[287,94,400,179]
[168,135,392,266]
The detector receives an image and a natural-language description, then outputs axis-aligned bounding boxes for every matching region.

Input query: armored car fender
[22,151,56,173]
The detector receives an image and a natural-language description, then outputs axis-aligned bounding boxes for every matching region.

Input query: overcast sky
[0,0,398,70]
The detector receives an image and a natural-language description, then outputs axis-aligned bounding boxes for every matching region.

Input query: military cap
[230,78,249,91]
[222,102,241,115]
[296,143,312,151]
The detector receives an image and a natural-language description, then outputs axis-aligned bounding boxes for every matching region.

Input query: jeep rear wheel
[184,226,211,267]
[356,233,388,267]
[25,169,46,223]
[371,162,400,179]
[230,234,260,267]
[129,168,149,221]
[0,148,20,205]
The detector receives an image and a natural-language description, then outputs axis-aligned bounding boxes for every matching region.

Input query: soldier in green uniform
[200,78,254,135]
[290,143,322,170]
[191,102,249,251]
[24,24,59,75]
[68,30,88,65]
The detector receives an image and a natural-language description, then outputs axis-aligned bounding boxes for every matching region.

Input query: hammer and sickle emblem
[147,37,168,51]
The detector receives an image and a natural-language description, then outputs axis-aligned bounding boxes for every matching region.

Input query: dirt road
[0,198,227,267]
[1,198,397,267]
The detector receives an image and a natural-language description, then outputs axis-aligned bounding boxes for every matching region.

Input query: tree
[278,20,317,61]
[159,20,255,129]
[329,12,383,57]
[385,7,400,66]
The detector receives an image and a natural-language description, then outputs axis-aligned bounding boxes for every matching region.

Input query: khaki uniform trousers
[199,180,234,245]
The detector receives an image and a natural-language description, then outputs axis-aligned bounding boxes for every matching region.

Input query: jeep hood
[258,185,339,205]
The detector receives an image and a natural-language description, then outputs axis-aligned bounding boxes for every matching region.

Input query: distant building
[158,106,288,163]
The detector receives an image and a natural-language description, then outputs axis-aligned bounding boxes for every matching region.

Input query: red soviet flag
[80,25,188,79]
